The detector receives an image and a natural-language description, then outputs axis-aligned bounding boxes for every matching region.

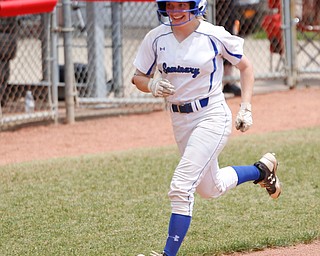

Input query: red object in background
[76,0,153,1]
[268,0,281,10]
[262,0,283,55]
[76,0,154,3]
[261,13,284,54]
[0,0,57,17]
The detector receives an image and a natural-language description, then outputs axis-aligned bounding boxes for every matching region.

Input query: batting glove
[235,102,253,132]
[148,77,175,98]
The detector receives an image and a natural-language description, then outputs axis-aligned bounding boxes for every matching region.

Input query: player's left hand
[235,102,252,132]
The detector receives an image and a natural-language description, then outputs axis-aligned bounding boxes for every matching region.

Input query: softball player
[132,0,281,255]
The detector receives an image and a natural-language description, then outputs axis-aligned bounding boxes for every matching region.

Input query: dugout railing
[0,0,319,130]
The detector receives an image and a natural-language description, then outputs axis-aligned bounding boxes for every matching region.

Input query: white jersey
[133,20,244,104]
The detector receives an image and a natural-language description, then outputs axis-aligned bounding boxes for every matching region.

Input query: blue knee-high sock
[232,165,261,185]
[163,213,191,256]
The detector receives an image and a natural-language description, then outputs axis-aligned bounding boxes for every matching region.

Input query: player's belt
[171,97,209,113]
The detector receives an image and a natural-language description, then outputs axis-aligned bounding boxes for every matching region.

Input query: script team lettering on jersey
[162,62,200,78]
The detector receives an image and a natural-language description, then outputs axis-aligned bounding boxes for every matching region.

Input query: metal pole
[51,7,59,124]
[62,0,75,123]
[206,0,213,24]
[290,0,297,88]
[86,2,106,98]
[40,13,50,81]
[111,2,124,97]
[282,0,297,88]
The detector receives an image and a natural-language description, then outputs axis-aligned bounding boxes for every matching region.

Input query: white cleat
[150,251,165,256]
[254,153,281,199]
[137,251,166,256]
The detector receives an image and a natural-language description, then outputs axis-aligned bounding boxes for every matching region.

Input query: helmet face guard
[157,8,196,26]
[156,0,207,26]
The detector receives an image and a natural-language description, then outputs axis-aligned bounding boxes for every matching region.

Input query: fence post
[51,7,59,124]
[86,2,106,98]
[282,0,297,88]
[111,2,124,97]
[207,0,214,24]
[62,0,75,123]
[41,13,50,82]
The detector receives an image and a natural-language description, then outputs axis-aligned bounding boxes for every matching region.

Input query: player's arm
[235,55,254,104]
[131,69,151,93]
[234,55,254,132]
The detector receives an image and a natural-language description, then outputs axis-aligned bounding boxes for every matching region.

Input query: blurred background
[0,0,319,130]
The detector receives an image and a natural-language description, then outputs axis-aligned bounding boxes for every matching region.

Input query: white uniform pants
[169,100,238,216]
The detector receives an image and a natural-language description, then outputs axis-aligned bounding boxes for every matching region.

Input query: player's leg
[196,159,238,198]
[197,153,281,199]
[169,101,233,214]
[162,101,232,256]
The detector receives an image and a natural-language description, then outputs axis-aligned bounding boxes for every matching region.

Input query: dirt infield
[229,240,320,256]
[1,86,320,255]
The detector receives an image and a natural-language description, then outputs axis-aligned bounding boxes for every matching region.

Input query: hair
[197,15,206,20]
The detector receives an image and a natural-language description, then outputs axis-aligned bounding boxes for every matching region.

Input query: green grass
[251,29,320,40]
[0,127,320,256]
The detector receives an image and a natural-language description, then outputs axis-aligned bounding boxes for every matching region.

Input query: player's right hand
[235,102,253,132]
[148,77,175,98]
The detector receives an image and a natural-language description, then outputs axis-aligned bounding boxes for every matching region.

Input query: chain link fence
[295,0,320,75]
[0,14,55,129]
[54,1,165,120]
[0,0,319,130]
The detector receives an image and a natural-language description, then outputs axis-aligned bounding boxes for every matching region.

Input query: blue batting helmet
[156,0,207,17]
